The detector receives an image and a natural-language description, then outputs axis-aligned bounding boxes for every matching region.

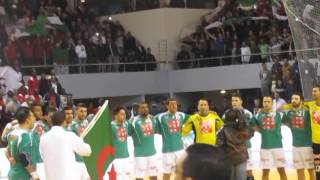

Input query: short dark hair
[166,98,177,105]
[225,108,247,129]
[313,84,320,90]
[31,103,42,110]
[15,107,32,124]
[231,93,242,100]
[113,106,126,115]
[225,109,239,122]
[198,98,209,104]
[63,106,73,111]
[48,107,57,113]
[77,103,87,110]
[138,102,148,106]
[292,92,304,100]
[263,95,273,100]
[51,111,66,126]
[183,144,231,180]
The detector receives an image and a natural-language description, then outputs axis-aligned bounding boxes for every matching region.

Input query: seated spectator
[176,45,191,69]
[144,48,157,71]
[175,144,231,180]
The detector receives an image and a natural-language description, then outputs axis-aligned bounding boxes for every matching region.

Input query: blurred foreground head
[175,144,231,180]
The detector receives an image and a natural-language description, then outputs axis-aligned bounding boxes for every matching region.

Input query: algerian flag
[81,101,116,180]
[24,23,47,35]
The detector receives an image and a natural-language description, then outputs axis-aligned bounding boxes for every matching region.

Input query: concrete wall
[110,8,211,65]
[58,63,262,99]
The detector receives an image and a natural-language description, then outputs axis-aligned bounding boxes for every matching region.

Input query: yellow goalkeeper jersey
[303,101,320,144]
[282,101,320,144]
[182,112,224,145]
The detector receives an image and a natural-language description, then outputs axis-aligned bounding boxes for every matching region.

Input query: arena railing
[19,48,320,75]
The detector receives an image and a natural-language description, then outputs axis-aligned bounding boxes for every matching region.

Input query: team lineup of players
[3,85,320,180]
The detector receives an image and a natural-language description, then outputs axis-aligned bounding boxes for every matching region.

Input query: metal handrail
[19,47,320,73]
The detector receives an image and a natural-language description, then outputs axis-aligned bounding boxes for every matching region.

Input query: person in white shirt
[40,111,92,180]
[75,40,87,73]
[240,42,251,64]
[272,91,287,112]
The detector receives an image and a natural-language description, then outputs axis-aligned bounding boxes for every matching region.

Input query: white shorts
[36,163,46,180]
[260,148,286,169]
[162,150,185,173]
[134,155,159,178]
[104,158,133,180]
[293,146,314,169]
[77,162,90,180]
[247,149,254,170]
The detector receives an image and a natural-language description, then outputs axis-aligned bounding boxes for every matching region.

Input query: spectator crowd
[176,0,294,69]
[0,68,76,144]
[0,0,157,75]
